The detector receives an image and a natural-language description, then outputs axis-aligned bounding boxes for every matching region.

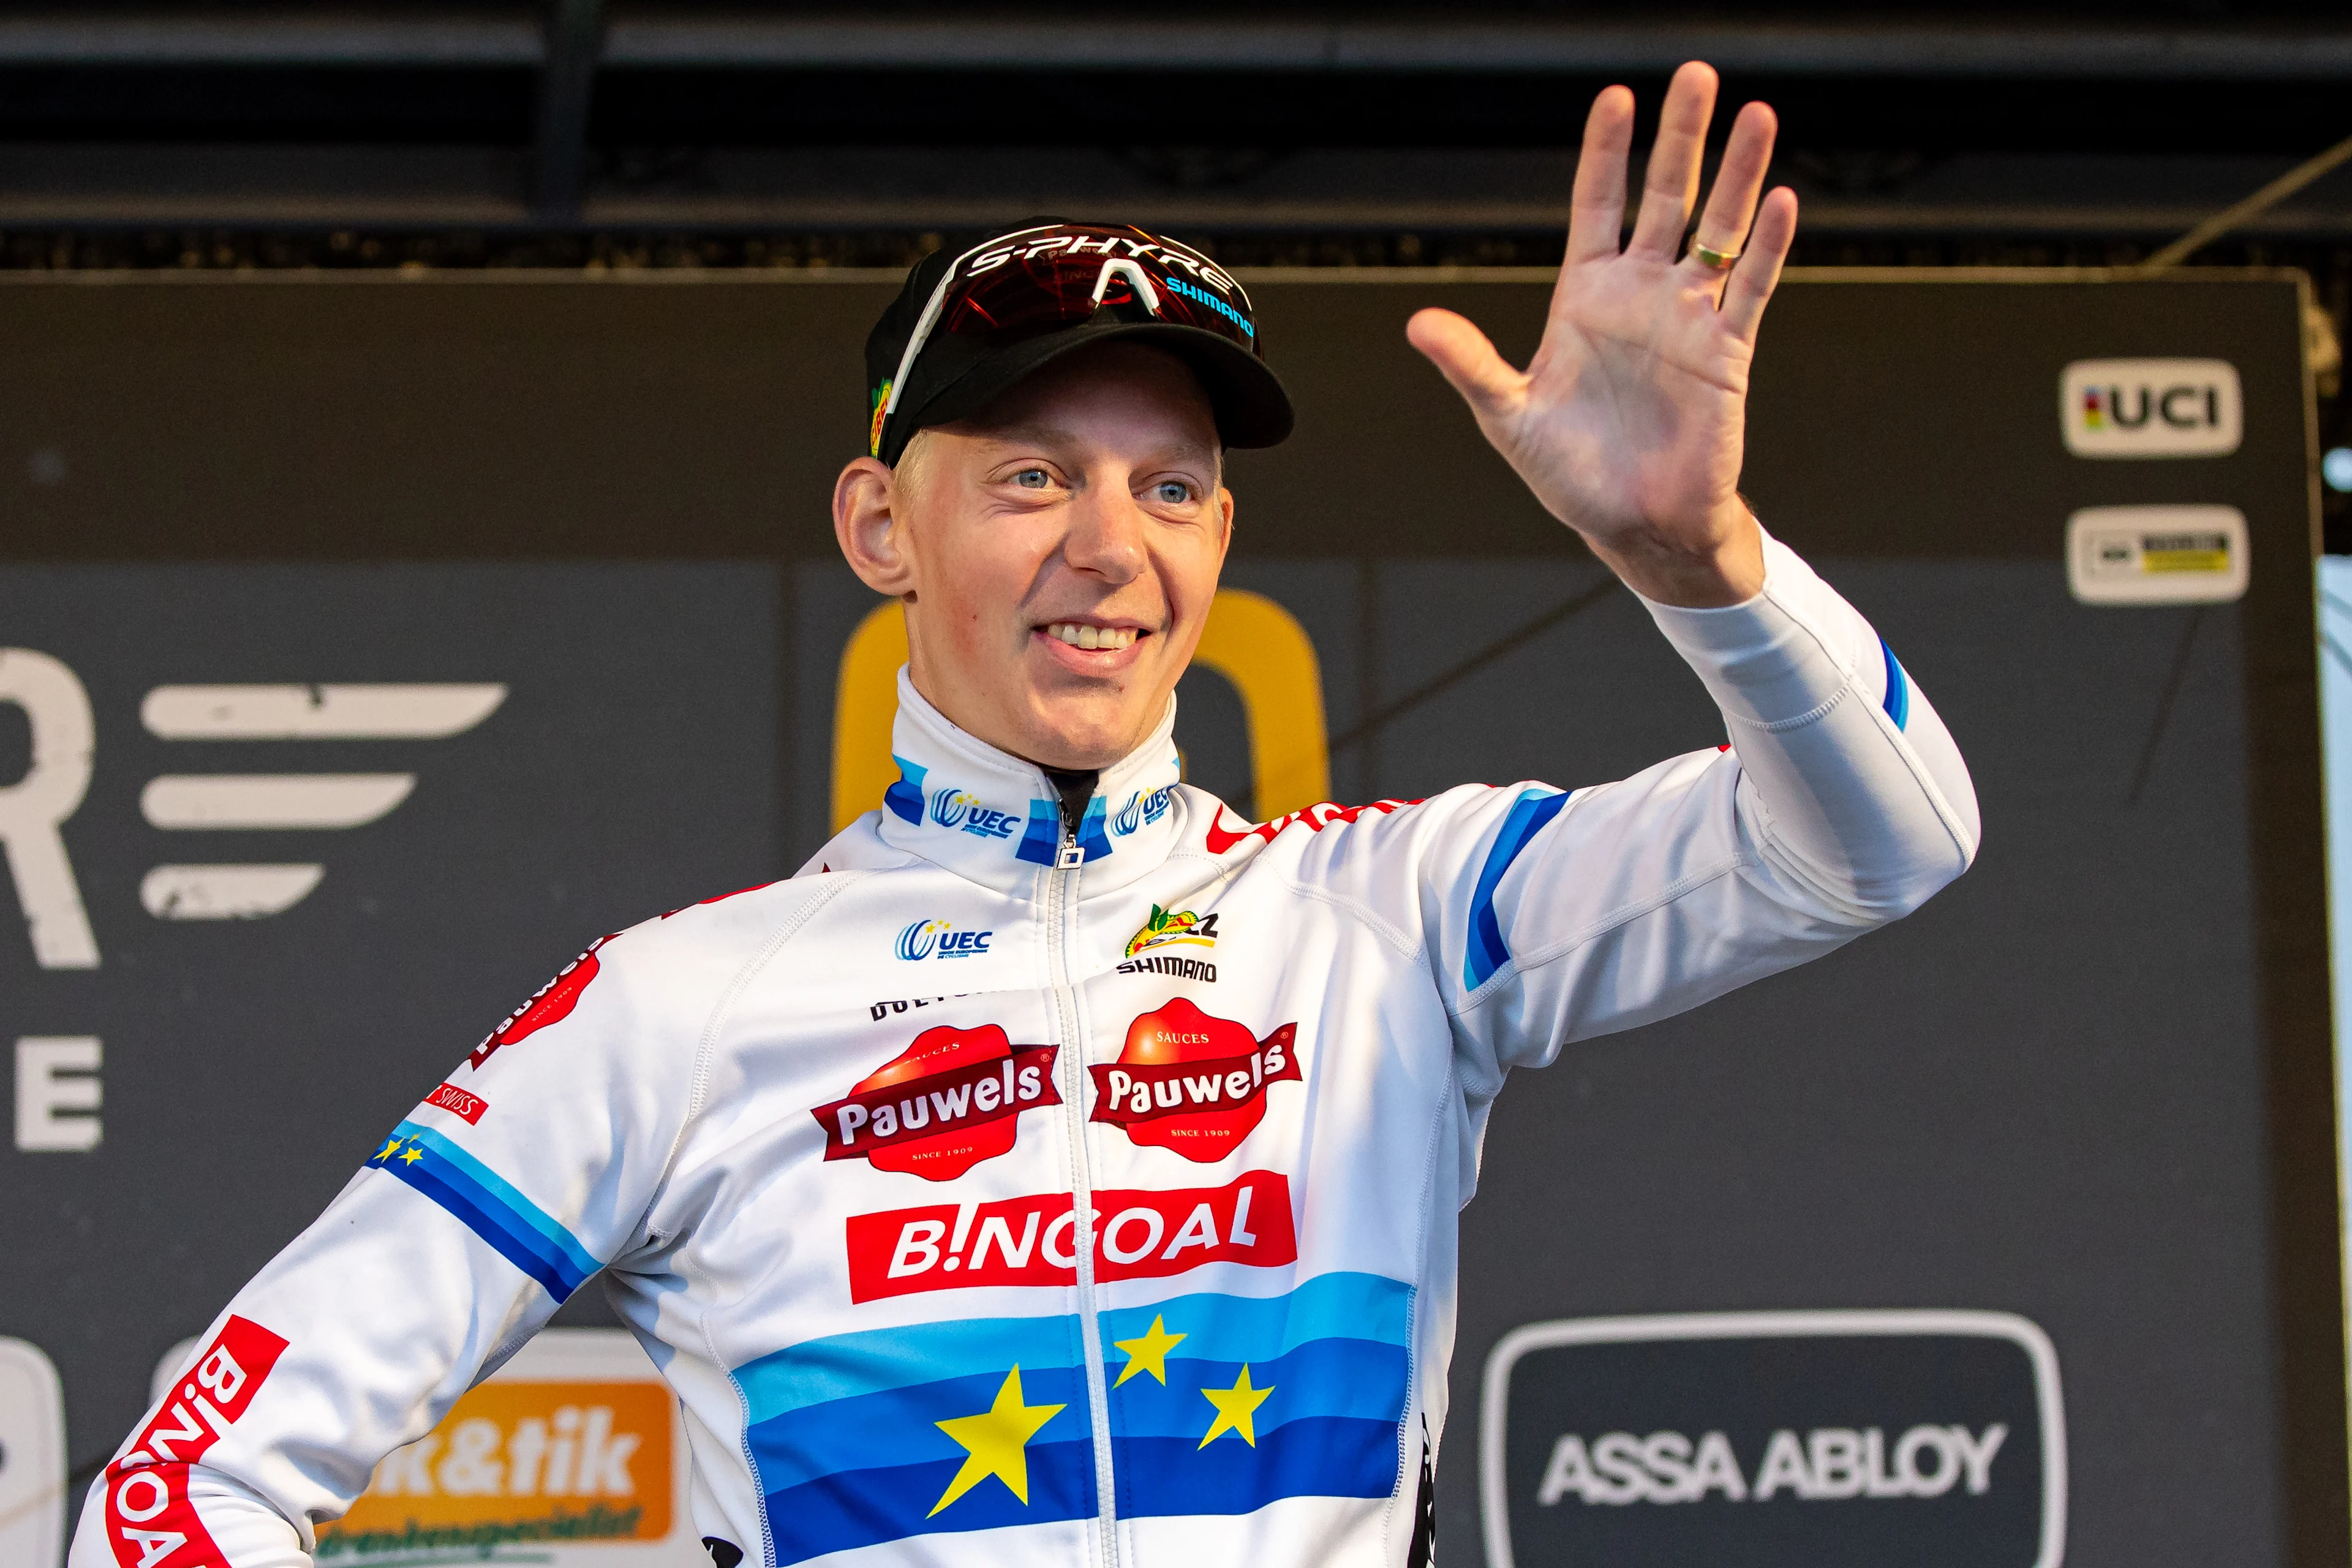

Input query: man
[77,64,1975,1568]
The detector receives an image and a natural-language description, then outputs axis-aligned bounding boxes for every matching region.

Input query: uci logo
[895,918,993,962]
[2060,358,2241,458]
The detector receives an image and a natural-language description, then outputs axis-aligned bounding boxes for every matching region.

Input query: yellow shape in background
[323,1379,673,1543]
[829,590,1329,834]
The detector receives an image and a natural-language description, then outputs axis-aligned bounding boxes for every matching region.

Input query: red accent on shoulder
[1718,742,1733,752]
[470,935,616,1071]
[1204,797,1424,854]
[661,880,778,919]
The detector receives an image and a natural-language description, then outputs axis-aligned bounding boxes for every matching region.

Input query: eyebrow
[976,421,1220,472]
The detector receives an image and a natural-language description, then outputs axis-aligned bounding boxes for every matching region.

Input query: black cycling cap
[864,220,1294,466]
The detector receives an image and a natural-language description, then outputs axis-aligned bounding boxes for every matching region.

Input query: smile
[1044,622,1140,652]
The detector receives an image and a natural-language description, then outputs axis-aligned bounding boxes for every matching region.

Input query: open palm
[1408,62,1795,606]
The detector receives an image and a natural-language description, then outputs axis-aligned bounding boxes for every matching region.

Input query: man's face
[833,342,1234,771]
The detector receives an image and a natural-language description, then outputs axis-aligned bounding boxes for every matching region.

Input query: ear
[834,456,916,596]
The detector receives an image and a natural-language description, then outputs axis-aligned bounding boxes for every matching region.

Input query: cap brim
[889,319,1294,462]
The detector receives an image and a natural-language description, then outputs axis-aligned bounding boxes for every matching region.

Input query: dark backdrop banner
[0,271,2334,1568]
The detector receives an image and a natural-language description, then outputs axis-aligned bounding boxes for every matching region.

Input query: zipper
[1047,816,1119,1568]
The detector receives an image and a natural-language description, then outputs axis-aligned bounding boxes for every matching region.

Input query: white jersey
[75,533,1978,1568]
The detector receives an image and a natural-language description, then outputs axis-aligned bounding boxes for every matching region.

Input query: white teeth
[1047,623,1137,651]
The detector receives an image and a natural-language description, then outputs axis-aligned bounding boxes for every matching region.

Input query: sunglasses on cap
[869,222,1273,461]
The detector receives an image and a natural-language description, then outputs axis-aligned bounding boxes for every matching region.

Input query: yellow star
[373,1137,402,1163]
[1197,1365,1275,1449]
[930,1366,1066,1516]
[1112,1316,1186,1388]
[398,1145,424,1165]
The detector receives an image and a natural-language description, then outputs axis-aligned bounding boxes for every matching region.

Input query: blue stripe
[748,1362,1091,1494]
[1099,1272,1412,1364]
[765,1438,1098,1566]
[1016,799,1063,865]
[1116,1416,1402,1518]
[1880,639,1910,729]
[737,1313,1086,1426]
[1075,796,1114,861]
[1463,788,1569,991]
[883,755,927,824]
[389,1161,579,1301]
[1108,1338,1410,1439]
[395,1123,601,1283]
[369,1126,596,1300]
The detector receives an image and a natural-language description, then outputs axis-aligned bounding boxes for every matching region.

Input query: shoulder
[1189,784,1500,866]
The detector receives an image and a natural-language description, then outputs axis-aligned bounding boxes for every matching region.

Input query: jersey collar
[876,668,1186,898]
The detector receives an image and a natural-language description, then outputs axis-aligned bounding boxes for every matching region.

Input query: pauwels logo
[2060,358,2241,458]
[1090,999,1299,1163]
[813,1025,1061,1181]
[472,934,614,1070]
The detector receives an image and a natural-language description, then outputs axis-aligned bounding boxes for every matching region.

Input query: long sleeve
[67,913,720,1568]
[1422,528,1978,1085]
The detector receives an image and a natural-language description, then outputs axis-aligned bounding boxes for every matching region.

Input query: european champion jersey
[75,534,1978,1568]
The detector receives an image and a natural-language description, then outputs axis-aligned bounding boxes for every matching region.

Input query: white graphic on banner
[143,683,507,740]
[0,1336,66,1568]
[139,865,327,920]
[141,773,417,829]
[15,1036,101,1152]
[0,666,507,949]
[0,649,99,970]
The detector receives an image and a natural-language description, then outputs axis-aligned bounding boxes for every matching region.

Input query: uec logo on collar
[929,787,977,829]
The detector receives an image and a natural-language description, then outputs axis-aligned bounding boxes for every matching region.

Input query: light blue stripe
[736,1313,1085,1426]
[746,1364,1091,1494]
[393,1121,601,1282]
[1098,1272,1413,1365]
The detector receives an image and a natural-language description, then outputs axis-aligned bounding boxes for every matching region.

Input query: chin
[1020,703,1152,772]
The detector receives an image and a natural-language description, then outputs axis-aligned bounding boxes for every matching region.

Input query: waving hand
[1408,61,1795,606]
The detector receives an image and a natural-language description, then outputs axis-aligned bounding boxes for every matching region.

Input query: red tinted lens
[937,231,1259,356]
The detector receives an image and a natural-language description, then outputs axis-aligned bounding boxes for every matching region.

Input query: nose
[1060,477,1148,585]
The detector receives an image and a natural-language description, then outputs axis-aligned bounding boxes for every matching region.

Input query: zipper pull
[1056,835,1086,870]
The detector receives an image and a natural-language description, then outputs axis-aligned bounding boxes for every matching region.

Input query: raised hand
[1406,61,1795,606]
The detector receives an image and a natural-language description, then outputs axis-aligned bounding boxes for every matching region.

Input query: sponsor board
[2059,357,2241,458]
[812,1025,1061,1180]
[2065,505,2249,605]
[845,1170,1295,1302]
[0,1336,65,1568]
[149,1329,707,1565]
[1480,1310,2065,1568]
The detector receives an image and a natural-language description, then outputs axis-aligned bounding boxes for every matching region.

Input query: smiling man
[78,64,1975,1568]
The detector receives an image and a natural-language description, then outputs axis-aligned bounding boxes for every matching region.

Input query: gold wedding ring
[1690,239,1740,270]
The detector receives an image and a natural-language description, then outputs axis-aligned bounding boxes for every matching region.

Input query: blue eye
[1154,481,1191,505]
[1013,468,1050,489]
